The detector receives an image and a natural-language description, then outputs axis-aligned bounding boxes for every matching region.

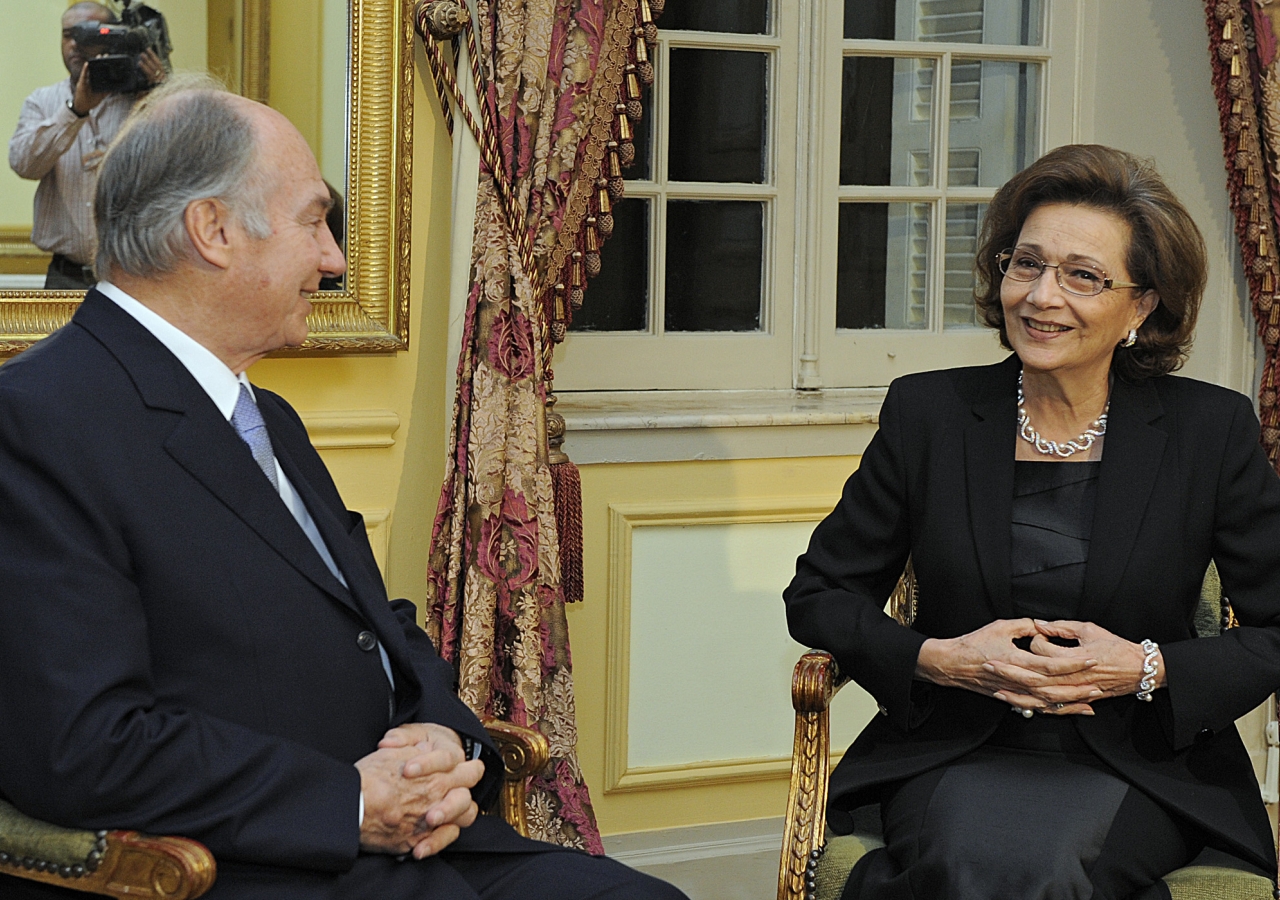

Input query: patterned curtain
[1207,1,1280,469]
[413,0,661,851]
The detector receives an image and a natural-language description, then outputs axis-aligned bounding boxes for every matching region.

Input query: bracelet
[1136,639,1159,702]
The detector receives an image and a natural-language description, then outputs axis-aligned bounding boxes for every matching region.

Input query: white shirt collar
[96,281,251,420]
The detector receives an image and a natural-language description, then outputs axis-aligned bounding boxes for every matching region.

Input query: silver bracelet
[1136,639,1159,702]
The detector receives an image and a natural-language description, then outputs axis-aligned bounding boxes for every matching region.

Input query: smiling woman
[782,145,1280,900]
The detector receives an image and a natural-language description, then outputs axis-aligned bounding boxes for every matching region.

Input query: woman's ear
[183,198,236,269]
[1133,289,1159,331]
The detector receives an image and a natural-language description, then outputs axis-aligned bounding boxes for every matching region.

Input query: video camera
[68,1,172,94]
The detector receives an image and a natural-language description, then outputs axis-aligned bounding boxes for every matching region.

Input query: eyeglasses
[995,248,1142,297]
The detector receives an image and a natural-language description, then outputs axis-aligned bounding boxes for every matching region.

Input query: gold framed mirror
[0,0,411,354]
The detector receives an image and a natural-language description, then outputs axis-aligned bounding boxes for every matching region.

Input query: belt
[49,253,96,286]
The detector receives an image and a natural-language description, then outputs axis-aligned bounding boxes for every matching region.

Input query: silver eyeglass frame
[996,248,1143,297]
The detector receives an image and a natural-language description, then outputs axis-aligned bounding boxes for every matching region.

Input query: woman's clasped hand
[916,618,1166,717]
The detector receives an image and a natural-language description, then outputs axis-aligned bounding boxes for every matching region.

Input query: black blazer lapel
[963,362,1019,620]
[162,415,357,610]
[71,291,355,609]
[1078,377,1166,622]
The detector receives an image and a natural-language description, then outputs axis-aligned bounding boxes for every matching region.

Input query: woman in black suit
[785,144,1280,900]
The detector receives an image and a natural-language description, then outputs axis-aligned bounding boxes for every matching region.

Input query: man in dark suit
[0,81,685,899]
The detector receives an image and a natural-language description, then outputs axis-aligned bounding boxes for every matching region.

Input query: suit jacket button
[357,630,378,652]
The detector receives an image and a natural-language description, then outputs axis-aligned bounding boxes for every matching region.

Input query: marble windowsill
[554,388,887,464]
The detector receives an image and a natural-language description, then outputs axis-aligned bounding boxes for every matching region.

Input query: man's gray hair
[94,76,271,278]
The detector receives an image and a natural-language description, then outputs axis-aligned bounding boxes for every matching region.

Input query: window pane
[665,201,764,332]
[569,198,650,333]
[840,57,933,186]
[948,59,1040,186]
[844,0,895,40]
[847,0,1043,44]
[662,0,768,35]
[668,49,768,184]
[943,203,985,328]
[837,202,930,330]
[915,0,1043,45]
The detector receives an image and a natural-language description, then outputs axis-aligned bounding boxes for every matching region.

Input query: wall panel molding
[605,497,838,794]
[301,410,401,449]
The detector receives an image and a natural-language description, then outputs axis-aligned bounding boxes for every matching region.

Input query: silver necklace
[1016,372,1108,458]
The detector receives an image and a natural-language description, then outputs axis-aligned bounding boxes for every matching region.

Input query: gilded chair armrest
[0,802,214,899]
[779,651,847,900]
[482,719,549,838]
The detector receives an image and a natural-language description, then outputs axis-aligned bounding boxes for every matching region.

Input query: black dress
[841,462,1204,900]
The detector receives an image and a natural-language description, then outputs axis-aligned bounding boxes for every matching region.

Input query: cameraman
[8,2,164,289]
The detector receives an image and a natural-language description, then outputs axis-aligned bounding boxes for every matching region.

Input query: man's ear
[184,198,236,269]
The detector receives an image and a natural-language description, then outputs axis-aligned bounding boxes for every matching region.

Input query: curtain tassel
[546,396,584,604]
[595,180,614,237]
[624,65,644,121]
[585,218,602,278]
[634,32,654,84]
[615,104,636,167]
[606,143,626,200]
[570,252,585,308]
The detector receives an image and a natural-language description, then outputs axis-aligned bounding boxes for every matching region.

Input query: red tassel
[551,460,584,603]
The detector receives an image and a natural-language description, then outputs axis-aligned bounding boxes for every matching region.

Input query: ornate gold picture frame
[0,0,412,355]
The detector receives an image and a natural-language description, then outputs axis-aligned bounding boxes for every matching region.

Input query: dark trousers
[1,838,689,900]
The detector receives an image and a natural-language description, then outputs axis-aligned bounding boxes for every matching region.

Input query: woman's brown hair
[974,144,1207,381]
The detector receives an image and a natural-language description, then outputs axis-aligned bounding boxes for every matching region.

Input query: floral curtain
[414,0,660,852]
[1207,0,1280,469]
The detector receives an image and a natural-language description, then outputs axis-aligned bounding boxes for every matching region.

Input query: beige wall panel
[626,520,875,769]
[570,457,862,834]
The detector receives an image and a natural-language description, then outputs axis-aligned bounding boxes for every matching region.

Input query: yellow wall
[2,1,74,230]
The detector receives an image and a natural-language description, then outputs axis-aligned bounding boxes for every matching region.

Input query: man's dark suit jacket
[785,355,1280,873]
[0,290,538,898]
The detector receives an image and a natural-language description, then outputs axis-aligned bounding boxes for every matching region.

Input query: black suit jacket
[785,355,1280,871]
[0,291,536,897]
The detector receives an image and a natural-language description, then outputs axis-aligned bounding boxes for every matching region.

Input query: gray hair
[94,76,271,279]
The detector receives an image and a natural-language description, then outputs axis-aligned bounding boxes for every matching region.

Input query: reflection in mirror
[0,0,407,353]
[1,0,348,300]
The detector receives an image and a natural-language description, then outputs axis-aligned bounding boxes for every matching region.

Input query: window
[556,0,1084,392]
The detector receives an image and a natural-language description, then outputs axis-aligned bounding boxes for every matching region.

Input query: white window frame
[554,1,1085,394]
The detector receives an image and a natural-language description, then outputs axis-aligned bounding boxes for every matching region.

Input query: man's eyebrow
[301,191,334,215]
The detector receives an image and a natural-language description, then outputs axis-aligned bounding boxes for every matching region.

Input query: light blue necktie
[231,384,279,490]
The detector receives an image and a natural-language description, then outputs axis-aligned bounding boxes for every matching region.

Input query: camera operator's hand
[139,49,166,88]
[71,63,108,117]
